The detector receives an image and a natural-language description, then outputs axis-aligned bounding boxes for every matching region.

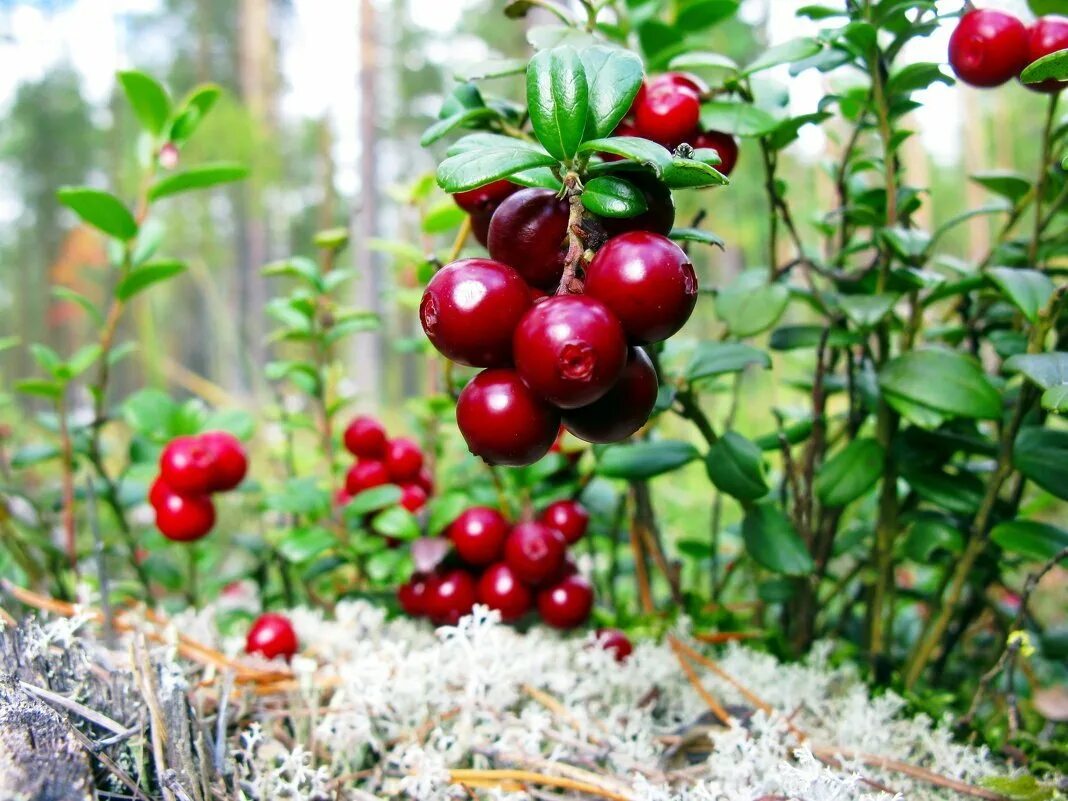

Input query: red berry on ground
[595,628,633,662]
[948,8,1029,88]
[504,521,567,585]
[343,416,388,459]
[148,475,170,509]
[386,437,424,483]
[159,435,217,495]
[513,295,628,409]
[539,499,590,545]
[345,460,391,495]
[563,347,659,444]
[424,569,477,625]
[398,573,431,616]
[487,188,571,290]
[245,613,298,660]
[448,506,510,566]
[1024,16,1068,93]
[693,130,739,177]
[477,563,533,622]
[633,80,701,147]
[420,258,532,367]
[537,574,594,629]
[399,483,429,512]
[456,369,560,466]
[154,487,216,542]
[453,179,518,214]
[584,231,698,345]
[200,430,248,492]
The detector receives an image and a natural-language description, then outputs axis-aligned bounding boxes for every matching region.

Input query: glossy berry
[420,258,531,367]
[200,430,248,491]
[599,171,676,238]
[386,437,424,482]
[456,369,560,466]
[477,563,533,622]
[398,573,431,616]
[655,71,707,96]
[504,521,567,585]
[693,130,739,177]
[539,500,589,545]
[585,232,698,345]
[513,295,627,409]
[154,488,215,542]
[424,569,477,625]
[487,188,571,290]
[345,460,390,495]
[948,8,1029,88]
[399,483,429,512]
[470,210,494,247]
[159,436,216,495]
[343,416,388,459]
[245,613,298,660]
[448,506,510,566]
[148,476,170,509]
[563,347,658,444]
[595,628,633,662]
[416,467,435,495]
[633,79,701,147]
[453,179,518,214]
[537,574,594,629]
[1025,16,1068,93]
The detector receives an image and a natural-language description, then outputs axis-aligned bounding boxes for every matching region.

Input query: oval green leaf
[526,46,589,161]
[581,176,647,218]
[57,187,138,241]
[815,438,885,507]
[742,502,814,575]
[706,432,768,501]
[879,349,1001,421]
[595,440,700,480]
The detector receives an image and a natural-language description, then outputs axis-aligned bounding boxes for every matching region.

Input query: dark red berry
[504,521,566,585]
[154,487,215,542]
[477,563,533,622]
[159,436,216,495]
[245,613,298,660]
[563,347,658,444]
[200,430,248,491]
[345,460,390,494]
[343,416,388,459]
[655,71,707,96]
[416,467,435,495]
[453,179,518,214]
[598,171,676,239]
[456,369,560,466]
[513,295,627,409]
[398,573,431,616]
[692,130,739,177]
[948,8,1029,88]
[595,628,633,662]
[1025,16,1068,93]
[539,499,589,545]
[537,574,594,629]
[470,210,493,247]
[584,232,698,345]
[633,79,701,147]
[424,569,477,625]
[148,476,170,508]
[487,188,571,290]
[448,506,510,566]
[420,258,531,367]
[386,438,424,482]
[399,483,428,512]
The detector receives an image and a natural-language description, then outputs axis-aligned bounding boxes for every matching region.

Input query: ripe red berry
[599,172,676,239]
[595,628,633,662]
[148,475,170,508]
[424,569,477,625]
[456,369,560,466]
[416,467,435,495]
[633,79,701,147]
[562,347,658,444]
[1025,16,1068,93]
[199,430,248,491]
[537,574,594,629]
[655,71,707,96]
[487,188,571,290]
[948,8,1029,88]
[539,499,589,545]
[345,460,390,494]
[154,487,216,542]
[420,258,532,367]
[245,613,298,660]
[504,521,567,585]
[386,438,424,482]
[448,506,510,566]
[693,130,739,177]
[477,563,533,622]
[453,179,518,214]
[398,573,431,616]
[343,416,388,459]
[513,295,627,409]
[159,435,216,495]
[584,232,698,345]
[399,483,429,512]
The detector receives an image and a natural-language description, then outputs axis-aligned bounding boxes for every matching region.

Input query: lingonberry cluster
[245,612,298,660]
[396,498,594,629]
[948,8,1068,91]
[150,431,248,542]
[338,416,434,513]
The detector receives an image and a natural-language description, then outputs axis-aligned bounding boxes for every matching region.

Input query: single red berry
[633,80,701,147]
[654,71,708,96]
[477,563,533,622]
[598,171,676,239]
[487,188,571,290]
[245,613,298,660]
[399,483,429,512]
[416,467,435,495]
[504,521,567,585]
[159,435,216,495]
[513,295,627,409]
[563,347,658,444]
[345,460,390,495]
[386,438,424,482]
[595,628,633,662]
[948,8,1029,88]
[148,475,170,508]
[424,569,477,625]
[1024,16,1068,93]
[420,258,532,367]
[453,179,518,214]
[397,573,431,616]
[456,369,560,466]
[199,430,248,492]
[470,210,493,247]
[448,506,510,566]
[539,499,589,545]
[154,487,215,542]
[585,232,698,345]
[537,574,594,629]
[692,130,739,177]
[343,416,388,459]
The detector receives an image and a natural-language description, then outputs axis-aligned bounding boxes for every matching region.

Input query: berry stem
[555,174,587,296]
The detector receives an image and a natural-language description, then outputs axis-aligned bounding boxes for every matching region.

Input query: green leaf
[115,260,186,301]
[15,379,61,399]
[278,526,336,563]
[11,442,60,468]
[581,176,647,218]
[1005,352,1068,390]
[436,144,557,193]
[706,432,768,501]
[667,51,740,82]
[715,273,790,337]
[596,440,700,480]
[905,468,986,515]
[685,342,770,381]
[202,408,255,440]
[1013,427,1068,501]
[742,502,813,575]
[117,70,171,136]
[372,506,421,541]
[123,389,176,436]
[51,286,104,326]
[661,156,728,189]
[453,58,527,81]
[885,62,952,95]
[1020,47,1068,84]
[742,37,821,75]
[990,519,1068,562]
[345,485,403,517]
[366,549,410,583]
[987,268,1055,323]
[971,171,1031,203]
[148,163,249,201]
[699,101,779,137]
[838,294,899,329]
[29,344,63,376]
[815,438,885,507]
[676,0,739,30]
[57,187,138,241]
[420,107,499,148]
[579,46,643,139]
[67,344,102,377]
[427,493,470,537]
[669,227,725,249]
[879,349,1001,421]
[1041,384,1068,414]
[169,84,221,142]
[580,136,672,174]
[904,517,964,562]
[880,226,930,261]
[526,46,589,161]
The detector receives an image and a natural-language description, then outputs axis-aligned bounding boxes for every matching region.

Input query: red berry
[504,521,567,585]
[633,80,701,147]
[148,475,170,508]
[399,483,429,512]
[159,435,216,495]
[448,506,510,566]
[398,573,431,616]
[537,574,594,629]
[539,499,589,545]
[599,172,676,239]
[456,369,560,466]
[477,563,533,622]
[343,416,388,459]
[563,347,658,444]
[654,71,707,96]
[487,188,571,289]
[154,487,215,542]
[345,460,390,494]
[420,258,532,367]
[424,569,477,625]
[416,467,435,495]
[470,210,493,247]
[595,628,633,662]
[948,8,1029,88]
[453,179,518,214]
[692,130,739,177]
[513,295,628,409]
[245,613,298,660]
[386,438,424,482]
[200,430,248,492]
[1025,16,1068,93]
[585,232,698,345]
